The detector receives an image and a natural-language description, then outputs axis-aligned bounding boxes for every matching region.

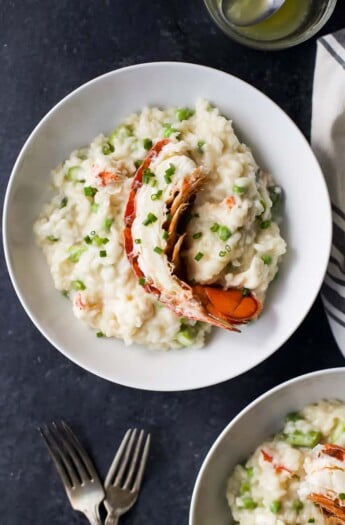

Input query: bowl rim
[2,61,332,389]
[189,366,345,524]
[203,0,338,51]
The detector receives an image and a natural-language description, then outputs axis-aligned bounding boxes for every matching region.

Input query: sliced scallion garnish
[71,280,86,291]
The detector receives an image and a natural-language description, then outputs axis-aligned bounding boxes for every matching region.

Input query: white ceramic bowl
[3,62,332,391]
[190,367,345,525]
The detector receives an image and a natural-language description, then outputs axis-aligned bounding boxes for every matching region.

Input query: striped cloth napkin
[312,29,345,353]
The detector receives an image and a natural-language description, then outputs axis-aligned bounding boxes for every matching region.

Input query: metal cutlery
[104,428,151,525]
[39,421,105,525]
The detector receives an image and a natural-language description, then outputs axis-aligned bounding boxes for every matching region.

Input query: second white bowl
[190,367,345,525]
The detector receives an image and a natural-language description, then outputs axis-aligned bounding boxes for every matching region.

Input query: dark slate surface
[1,1,345,523]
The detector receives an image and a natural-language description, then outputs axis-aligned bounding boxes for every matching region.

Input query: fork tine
[39,426,72,489]
[123,430,144,490]
[114,429,138,487]
[132,433,150,493]
[51,422,89,484]
[60,421,101,482]
[44,423,80,487]
[104,429,132,488]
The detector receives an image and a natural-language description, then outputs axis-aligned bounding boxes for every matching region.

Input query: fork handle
[84,507,103,525]
[105,511,120,525]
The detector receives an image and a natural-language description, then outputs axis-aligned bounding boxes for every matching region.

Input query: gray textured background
[1,1,345,524]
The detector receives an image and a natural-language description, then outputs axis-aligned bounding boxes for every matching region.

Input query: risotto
[34,99,286,350]
[227,400,345,525]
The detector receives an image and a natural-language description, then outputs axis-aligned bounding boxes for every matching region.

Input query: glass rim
[203,0,338,50]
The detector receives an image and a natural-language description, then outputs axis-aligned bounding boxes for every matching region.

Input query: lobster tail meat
[123,139,261,331]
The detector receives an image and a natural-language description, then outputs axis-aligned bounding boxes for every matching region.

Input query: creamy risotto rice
[34,99,286,350]
[227,400,345,525]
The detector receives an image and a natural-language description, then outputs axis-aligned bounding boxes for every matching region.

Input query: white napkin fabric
[312,29,345,350]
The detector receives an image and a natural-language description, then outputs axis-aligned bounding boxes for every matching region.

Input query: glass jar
[204,0,338,50]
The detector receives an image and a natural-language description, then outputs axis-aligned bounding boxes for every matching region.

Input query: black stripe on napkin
[324,304,345,329]
[320,37,345,70]
[330,255,345,275]
[333,30,345,48]
[322,282,345,314]
[332,203,345,223]
[333,222,345,254]
[327,269,345,286]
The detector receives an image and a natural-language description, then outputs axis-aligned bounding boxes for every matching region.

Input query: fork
[104,428,151,525]
[39,421,105,525]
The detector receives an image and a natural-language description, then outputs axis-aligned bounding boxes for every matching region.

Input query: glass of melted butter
[204,0,337,49]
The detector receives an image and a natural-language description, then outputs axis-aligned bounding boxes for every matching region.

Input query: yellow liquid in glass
[229,0,311,41]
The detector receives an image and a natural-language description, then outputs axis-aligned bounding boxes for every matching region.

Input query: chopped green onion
[142,168,155,184]
[102,142,114,155]
[308,520,315,523]
[241,497,257,510]
[91,234,109,246]
[143,138,153,150]
[210,223,220,233]
[261,255,272,265]
[96,331,104,337]
[260,220,272,229]
[134,159,143,169]
[330,419,345,443]
[103,217,114,232]
[84,235,92,245]
[218,226,232,241]
[192,232,202,240]
[285,430,321,448]
[109,125,133,144]
[61,290,69,297]
[134,238,142,244]
[293,500,303,512]
[143,213,157,226]
[246,467,254,478]
[47,235,59,242]
[270,501,281,514]
[285,412,303,422]
[242,288,250,297]
[154,246,163,254]
[68,245,87,263]
[176,323,199,347]
[65,166,82,181]
[166,213,172,222]
[84,186,98,198]
[150,178,157,187]
[163,123,179,137]
[162,230,169,240]
[233,184,247,195]
[219,250,226,257]
[138,277,146,286]
[151,190,163,201]
[194,252,204,261]
[260,199,267,212]
[176,107,194,121]
[164,163,176,184]
[240,482,250,494]
[197,140,205,153]
[269,186,281,208]
[60,197,68,208]
[225,244,231,253]
[91,203,99,213]
[71,280,86,291]
[339,493,345,500]
[99,250,107,257]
